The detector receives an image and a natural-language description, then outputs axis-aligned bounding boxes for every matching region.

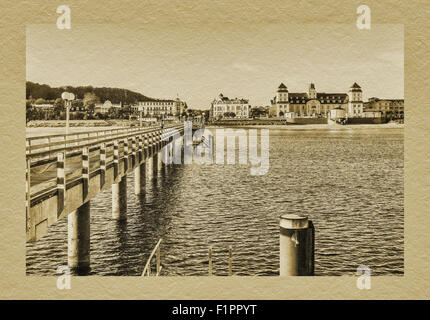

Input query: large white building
[211,93,250,119]
[132,98,186,118]
[271,82,364,118]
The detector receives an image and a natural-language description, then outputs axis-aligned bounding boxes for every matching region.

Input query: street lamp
[61,91,75,136]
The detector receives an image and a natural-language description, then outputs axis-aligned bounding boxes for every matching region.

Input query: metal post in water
[279,214,314,276]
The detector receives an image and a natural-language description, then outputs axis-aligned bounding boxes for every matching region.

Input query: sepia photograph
[25,21,404,278]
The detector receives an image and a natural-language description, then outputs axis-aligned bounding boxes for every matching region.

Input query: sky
[27,23,403,109]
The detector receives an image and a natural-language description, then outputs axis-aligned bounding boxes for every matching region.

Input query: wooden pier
[26,124,184,270]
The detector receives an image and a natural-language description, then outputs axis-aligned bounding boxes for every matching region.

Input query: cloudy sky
[27,23,403,109]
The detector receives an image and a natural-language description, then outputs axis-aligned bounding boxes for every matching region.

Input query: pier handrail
[142,238,162,276]
[26,123,182,162]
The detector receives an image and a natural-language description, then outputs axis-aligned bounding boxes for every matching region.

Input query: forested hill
[26,81,153,104]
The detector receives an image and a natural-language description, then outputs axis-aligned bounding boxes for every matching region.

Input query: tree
[83,92,100,110]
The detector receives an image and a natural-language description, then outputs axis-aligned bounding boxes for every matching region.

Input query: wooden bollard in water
[280,214,314,276]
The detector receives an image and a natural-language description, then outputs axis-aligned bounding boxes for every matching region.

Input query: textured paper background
[0,0,429,299]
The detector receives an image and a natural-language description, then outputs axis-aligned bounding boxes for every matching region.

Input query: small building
[94,100,122,114]
[329,106,346,119]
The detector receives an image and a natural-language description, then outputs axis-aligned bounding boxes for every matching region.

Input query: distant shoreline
[206,123,404,130]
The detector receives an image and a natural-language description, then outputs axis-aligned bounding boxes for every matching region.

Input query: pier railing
[26,124,180,163]
[26,124,183,242]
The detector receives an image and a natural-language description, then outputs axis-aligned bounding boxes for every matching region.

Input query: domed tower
[348,82,364,117]
[276,83,289,117]
[308,83,317,99]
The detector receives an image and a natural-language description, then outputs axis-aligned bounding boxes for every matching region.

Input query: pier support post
[279,214,314,276]
[68,201,90,270]
[134,162,146,194]
[112,176,127,220]
[152,151,159,179]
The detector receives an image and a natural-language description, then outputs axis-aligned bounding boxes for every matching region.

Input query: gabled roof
[351,82,361,89]
[278,83,287,89]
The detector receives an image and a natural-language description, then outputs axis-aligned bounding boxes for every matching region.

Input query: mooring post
[68,201,90,270]
[279,214,314,276]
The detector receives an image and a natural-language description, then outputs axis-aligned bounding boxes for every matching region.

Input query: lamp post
[61,92,75,166]
[61,92,75,136]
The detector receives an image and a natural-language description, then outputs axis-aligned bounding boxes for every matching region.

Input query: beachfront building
[210,93,250,119]
[132,98,186,118]
[94,100,122,114]
[364,98,404,119]
[271,83,365,118]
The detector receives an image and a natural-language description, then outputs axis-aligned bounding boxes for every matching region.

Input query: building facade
[132,98,186,118]
[364,98,404,119]
[211,93,250,119]
[271,82,365,118]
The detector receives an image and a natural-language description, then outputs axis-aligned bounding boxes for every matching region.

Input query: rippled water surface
[27,127,404,276]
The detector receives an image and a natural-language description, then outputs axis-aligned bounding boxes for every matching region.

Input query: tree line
[26,81,152,104]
